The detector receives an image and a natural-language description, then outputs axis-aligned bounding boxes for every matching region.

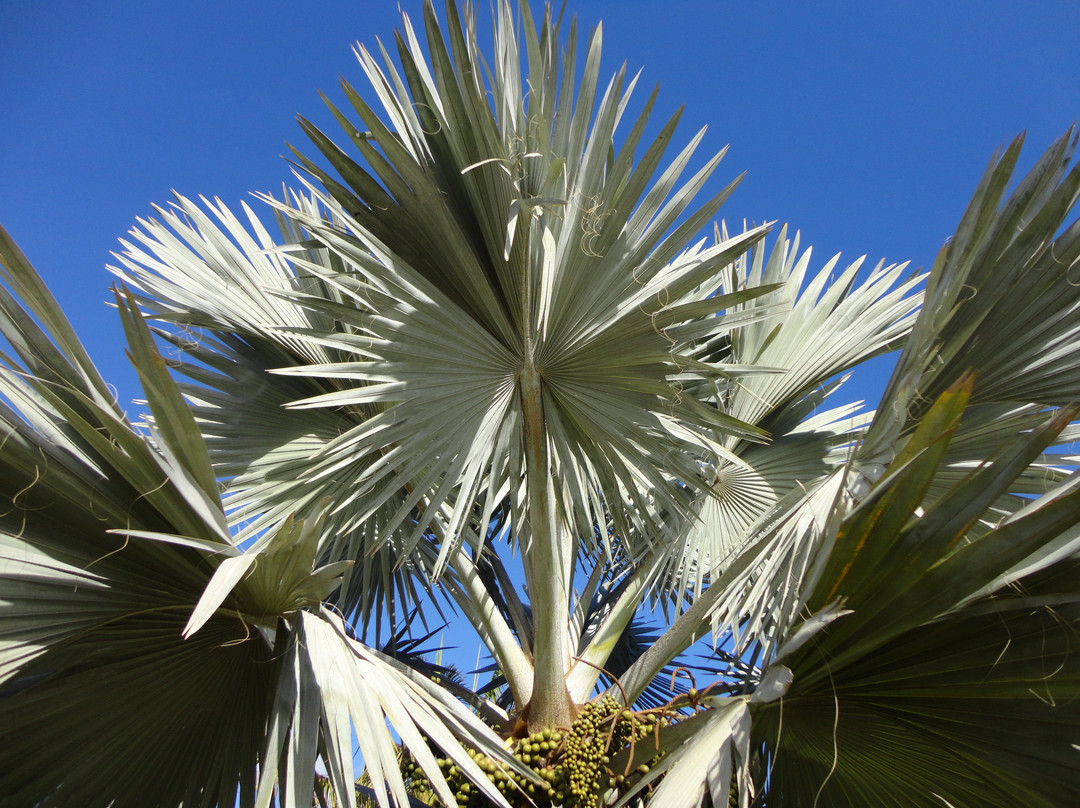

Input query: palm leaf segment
[117,0,777,581]
[0,226,527,808]
[288,0,788,586]
[600,133,1080,808]
[745,133,1080,807]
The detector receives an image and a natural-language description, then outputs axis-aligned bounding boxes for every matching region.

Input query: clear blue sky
[2,0,1078,411]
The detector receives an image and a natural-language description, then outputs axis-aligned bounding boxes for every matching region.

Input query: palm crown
[2,2,1080,807]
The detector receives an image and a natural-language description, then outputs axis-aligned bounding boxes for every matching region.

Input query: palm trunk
[519,362,575,731]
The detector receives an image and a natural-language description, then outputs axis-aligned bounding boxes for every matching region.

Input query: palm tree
[2,1,1079,806]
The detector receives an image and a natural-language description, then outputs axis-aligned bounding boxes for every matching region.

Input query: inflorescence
[401,696,680,808]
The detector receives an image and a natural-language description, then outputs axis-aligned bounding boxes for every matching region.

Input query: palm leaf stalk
[2,1,1080,807]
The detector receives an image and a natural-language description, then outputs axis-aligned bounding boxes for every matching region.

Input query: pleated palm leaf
[752,380,1080,808]
[111,191,454,640]
[0,226,529,808]
[742,134,1080,806]
[113,0,790,732]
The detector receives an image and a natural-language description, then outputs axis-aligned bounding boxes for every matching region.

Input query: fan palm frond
[0,223,267,807]
[863,129,1080,464]
[753,379,1080,807]
[111,191,443,638]
[0,225,525,808]
[607,130,1080,808]
[111,0,787,729]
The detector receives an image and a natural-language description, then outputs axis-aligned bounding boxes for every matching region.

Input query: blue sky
[3,1,1078,411]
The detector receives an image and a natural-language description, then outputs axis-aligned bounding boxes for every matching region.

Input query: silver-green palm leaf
[112,0,783,730]
[112,192,447,634]
[272,0,777,558]
[0,225,523,808]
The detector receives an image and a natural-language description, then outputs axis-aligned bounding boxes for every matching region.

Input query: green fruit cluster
[511,726,566,803]
[561,697,613,808]
[399,697,676,808]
